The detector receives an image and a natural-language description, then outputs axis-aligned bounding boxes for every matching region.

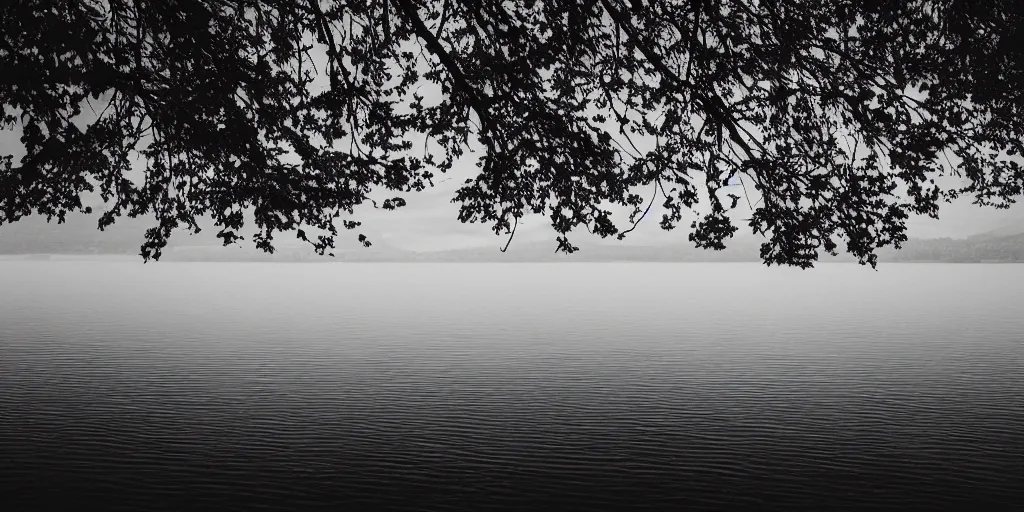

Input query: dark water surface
[1,262,1022,511]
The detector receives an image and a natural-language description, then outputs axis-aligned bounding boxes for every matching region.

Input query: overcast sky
[3,25,1021,253]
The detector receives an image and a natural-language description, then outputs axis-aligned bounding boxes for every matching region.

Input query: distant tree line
[4,211,1024,263]
[877,235,1024,262]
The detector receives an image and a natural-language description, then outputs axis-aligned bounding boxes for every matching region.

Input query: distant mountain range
[2,208,1024,263]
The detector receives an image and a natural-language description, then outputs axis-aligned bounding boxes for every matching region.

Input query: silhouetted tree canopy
[2,0,1022,266]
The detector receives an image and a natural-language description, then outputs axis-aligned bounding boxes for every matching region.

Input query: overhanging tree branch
[392,0,492,127]
[598,0,760,160]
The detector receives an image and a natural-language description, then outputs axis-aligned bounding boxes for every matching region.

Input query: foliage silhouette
[2,0,1022,267]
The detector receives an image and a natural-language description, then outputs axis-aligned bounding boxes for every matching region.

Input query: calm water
[1,262,1022,511]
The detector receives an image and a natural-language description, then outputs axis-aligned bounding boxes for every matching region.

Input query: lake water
[1,262,1022,510]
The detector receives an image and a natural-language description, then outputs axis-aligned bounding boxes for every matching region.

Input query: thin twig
[500,214,518,252]
[617,179,659,239]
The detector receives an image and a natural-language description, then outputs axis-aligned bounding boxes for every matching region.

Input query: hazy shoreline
[2,254,1021,264]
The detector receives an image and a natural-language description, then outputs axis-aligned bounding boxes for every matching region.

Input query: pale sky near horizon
[5,102,1017,252]
[3,117,1016,252]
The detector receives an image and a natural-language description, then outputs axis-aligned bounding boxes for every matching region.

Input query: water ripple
[1,263,1022,511]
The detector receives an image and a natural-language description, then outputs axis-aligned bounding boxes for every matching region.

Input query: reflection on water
[1,262,1022,511]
